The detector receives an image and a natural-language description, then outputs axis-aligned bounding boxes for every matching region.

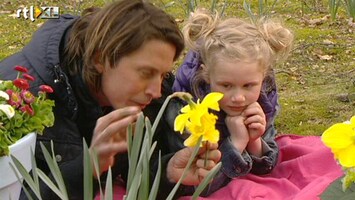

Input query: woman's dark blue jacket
[0,14,181,200]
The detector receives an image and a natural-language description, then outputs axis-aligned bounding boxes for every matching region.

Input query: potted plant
[0,65,55,200]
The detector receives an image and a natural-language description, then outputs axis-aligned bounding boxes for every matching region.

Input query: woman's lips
[136,102,150,109]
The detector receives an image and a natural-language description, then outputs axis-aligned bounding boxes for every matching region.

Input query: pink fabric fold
[180,135,343,200]
[99,134,343,200]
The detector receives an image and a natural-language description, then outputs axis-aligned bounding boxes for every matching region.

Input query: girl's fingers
[244,114,265,126]
[248,122,264,130]
[242,102,265,117]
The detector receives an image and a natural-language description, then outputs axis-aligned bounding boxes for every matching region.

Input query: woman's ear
[200,64,210,83]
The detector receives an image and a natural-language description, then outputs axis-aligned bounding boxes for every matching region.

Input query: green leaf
[149,141,157,159]
[91,149,103,199]
[126,113,144,192]
[10,155,40,200]
[148,151,161,200]
[137,130,150,200]
[36,169,68,200]
[30,148,39,187]
[151,94,174,133]
[104,167,113,200]
[83,139,93,200]
[166,136,203,200]
[320,176,355,200]
[125,172,142,200]
[39,142,68,198]
[145,117,153,147]
[192,162,222,199]
[243,0,256,23]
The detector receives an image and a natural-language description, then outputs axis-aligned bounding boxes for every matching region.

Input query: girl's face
[207,59,264,116]
[95,39,176,110]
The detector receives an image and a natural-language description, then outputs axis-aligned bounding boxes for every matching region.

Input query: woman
[0,1,221,199]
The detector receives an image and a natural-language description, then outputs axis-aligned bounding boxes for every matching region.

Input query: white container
[0,133,36,200]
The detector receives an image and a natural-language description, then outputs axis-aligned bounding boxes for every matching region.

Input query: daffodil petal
[174,113,190,133]
[201,92,224,111]
[204,129,220,144]
[190,109,206,126]
[337,145,355,168]
[184,134,201,147]
[322,123,354,149]
[350,116,355,128]
[181,104,191,113]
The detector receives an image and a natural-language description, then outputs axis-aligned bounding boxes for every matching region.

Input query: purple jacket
[167,51,279,196]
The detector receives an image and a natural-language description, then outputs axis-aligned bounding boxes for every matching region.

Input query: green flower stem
[204,141,208,167]
[166,136,203,200]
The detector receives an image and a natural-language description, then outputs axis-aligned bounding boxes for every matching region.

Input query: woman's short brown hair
[64,0,184,91]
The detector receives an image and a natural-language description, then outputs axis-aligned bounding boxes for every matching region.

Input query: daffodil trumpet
[173,92,224,167]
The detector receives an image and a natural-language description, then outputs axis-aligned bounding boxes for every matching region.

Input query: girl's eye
[244,83,255,89]
[222,84,232,88]
[221,83,231,89]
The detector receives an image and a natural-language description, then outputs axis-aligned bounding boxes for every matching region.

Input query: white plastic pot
[0,133,36,200]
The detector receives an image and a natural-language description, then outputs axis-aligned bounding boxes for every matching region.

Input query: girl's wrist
[230,136,248,153]
[246,138,262,157]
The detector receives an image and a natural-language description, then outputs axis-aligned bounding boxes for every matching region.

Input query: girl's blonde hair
[183,9,294,98]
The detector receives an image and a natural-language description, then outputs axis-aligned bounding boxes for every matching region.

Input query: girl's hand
[225,115,249,152]
[166,142,221,185]
[242,102,266,141]
[90,106,141,177]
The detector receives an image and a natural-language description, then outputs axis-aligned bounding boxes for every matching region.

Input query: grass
[0,0,354,136]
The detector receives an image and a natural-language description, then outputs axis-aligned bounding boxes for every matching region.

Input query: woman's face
[95,39,176,110]
[207,59,264,116]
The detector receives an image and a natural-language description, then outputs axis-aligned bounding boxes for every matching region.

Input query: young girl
[166,8,293,195]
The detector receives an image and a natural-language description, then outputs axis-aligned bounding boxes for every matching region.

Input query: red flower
[20,104,34,116]
[13,78,29,90]
[39,85,53,93]
[23,74,35,82]
[6,90,22,108]
[14,65,29,73]
[21,90,35,104]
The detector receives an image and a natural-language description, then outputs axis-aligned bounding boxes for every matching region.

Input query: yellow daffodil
[184,113,219,146]
[174,92,223,147]
[321,116,355,168]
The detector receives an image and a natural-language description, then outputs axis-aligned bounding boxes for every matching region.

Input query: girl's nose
[231,92,245,103]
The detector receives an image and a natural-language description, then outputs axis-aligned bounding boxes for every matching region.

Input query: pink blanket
[99,134,344,200]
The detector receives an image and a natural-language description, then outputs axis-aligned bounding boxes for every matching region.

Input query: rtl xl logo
[17,6,60,21]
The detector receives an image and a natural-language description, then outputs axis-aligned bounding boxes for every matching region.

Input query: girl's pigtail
[183,8,219,51]
[258,18,294,64]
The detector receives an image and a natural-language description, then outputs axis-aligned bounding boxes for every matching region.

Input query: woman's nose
[145,78,162,99]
